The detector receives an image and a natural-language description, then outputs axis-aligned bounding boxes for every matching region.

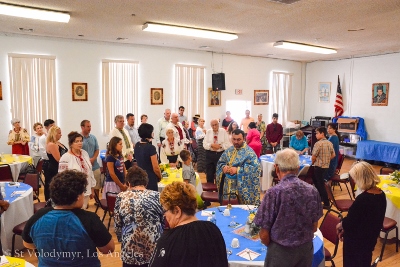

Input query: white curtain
[175,64,205,121]
[8,54,57,133]
[102,60,138,134]
[271,72,293,126]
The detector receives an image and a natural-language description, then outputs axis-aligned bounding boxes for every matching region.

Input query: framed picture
[151,88,163,105]
[372,83,389,106]
[208,88,221,107]
[0,81,2,100]
[72,83,88,101]
[318,82,331,103]
[254,90,269,105]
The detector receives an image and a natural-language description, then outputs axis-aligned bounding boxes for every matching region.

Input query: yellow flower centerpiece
[390,170,400,184]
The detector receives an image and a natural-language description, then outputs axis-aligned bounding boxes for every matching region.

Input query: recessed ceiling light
[78,34,84,37]
[273,41,337,54]
[142,22,238,41]
[18,27,33,32]
[0,3,70,23]
[199,46,210,49]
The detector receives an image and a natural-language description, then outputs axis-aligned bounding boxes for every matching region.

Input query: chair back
[380,166,395,175]
[320,211,341,257]
[349,175,356,199]
[335,153,345,175]
[324,181,338,208]
[106,191,118,215]
[299,165,314,185]
[101,160,108,175]
[0,164,13,181]
[36,159,44,173]
[24,173,39,192]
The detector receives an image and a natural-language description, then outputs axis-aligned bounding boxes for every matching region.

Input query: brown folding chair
[324,180,354,218]
[331,154,348,191]
[94,191,108,216]
[0,164,13,181]
[35,159,45,186]
[320,210,341,267]
[24,173,40,202]
[380,166,396,175]
[298,165,314,185]
[11,221,27,256]
[105,191,118,230]
[380,217,398,261]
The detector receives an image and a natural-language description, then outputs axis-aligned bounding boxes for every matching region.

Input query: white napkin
[201,210,213,217]
[236,249,261,261]
[0,255,10,266]
[238,205,257,211]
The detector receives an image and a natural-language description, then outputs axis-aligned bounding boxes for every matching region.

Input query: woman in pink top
[246,122,262,157]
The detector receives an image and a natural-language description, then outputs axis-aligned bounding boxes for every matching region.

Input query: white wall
[0,34,303,153]
[305,53,400,143]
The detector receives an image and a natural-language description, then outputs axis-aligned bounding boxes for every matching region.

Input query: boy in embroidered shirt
[180,150,196,187]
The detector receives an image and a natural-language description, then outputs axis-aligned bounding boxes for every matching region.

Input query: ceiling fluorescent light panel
[0,3,70,23]
[273,41,337,54]
[142,23,238,41]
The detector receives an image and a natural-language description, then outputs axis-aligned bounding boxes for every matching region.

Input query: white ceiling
[1,0,400,62]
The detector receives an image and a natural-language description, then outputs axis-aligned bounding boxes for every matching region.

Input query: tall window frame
[8,53,57,133]
[175,64,205,122]
[270,72,293,125]
[102,60,139,134]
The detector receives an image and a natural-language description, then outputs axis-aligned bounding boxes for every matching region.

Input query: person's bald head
[171,113,179,124]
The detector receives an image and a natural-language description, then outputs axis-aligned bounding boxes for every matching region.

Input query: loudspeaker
[212,73,225,91]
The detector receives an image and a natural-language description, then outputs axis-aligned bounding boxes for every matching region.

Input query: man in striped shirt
[311,126,335,209]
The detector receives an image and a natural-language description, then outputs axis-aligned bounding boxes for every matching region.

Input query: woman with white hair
[7,118,30,155]
[160,128,184,167]
[336,161,386,266]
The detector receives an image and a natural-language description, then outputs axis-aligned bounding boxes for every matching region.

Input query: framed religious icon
[318,82,331,103]
[372,83,389,106]
[209,88,221,107]
[254,90,269,105]
[151,88,163,105]
[72,83,88,101]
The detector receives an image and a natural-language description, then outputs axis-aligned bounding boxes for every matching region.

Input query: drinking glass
[230,215,237,227]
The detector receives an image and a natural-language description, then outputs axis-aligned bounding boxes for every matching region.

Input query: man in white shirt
[109,115,133,170]
[124,113,140,146]
[178,106,187,124]
[166,113,189,144]
[156,109,171,158]
[203,119,231,183]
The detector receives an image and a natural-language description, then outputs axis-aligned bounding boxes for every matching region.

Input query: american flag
[334,75,344,117]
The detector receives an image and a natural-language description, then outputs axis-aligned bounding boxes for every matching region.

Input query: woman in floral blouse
[160,128,184,167]
[256,114,267,155]
[114,165,164,267]
[7,118,30,155]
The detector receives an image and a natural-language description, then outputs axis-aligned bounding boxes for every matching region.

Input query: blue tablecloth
[356,140,400,164]
[259,154,312,170]
[1,182,31,204]
[196,206,324,266]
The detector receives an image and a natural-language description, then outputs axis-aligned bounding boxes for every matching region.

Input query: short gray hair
[274,148,299,172]
[11,118,20,125]
[114,115,124,123]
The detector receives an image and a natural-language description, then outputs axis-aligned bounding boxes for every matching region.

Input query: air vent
[18,27,33,32]
[268,0,301,4]
[116,37,128,40]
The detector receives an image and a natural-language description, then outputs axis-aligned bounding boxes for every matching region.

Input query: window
[270,72,293,125]
[175,64,205,122]
[8,53,57,131]
[102,60,138,134]
[226,100,251,128]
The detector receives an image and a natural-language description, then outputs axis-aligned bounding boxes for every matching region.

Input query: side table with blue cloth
[196,206,324,267]
[356,140,400,164]
[0,182,33,255]
[259,154,312,191]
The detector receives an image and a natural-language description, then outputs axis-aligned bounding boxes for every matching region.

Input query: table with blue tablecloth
[0,182,33,255]
[196,205,324,267]
[356,140,400,164]
[259,154,312,191]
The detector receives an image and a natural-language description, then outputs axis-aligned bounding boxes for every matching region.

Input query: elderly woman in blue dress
[289,130,309,155]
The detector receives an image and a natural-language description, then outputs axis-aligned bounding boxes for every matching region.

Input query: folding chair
[320,210,341,267]
[324,180,354,218]
[298,165,314,185]
[331,154,347,191]
[380,166,395,175]
[380,217,398,261]
[0,164,13,181]
[24,173,40,202]
[105,191,118,230]
[371,256,380,267]
[94,191,108,216]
